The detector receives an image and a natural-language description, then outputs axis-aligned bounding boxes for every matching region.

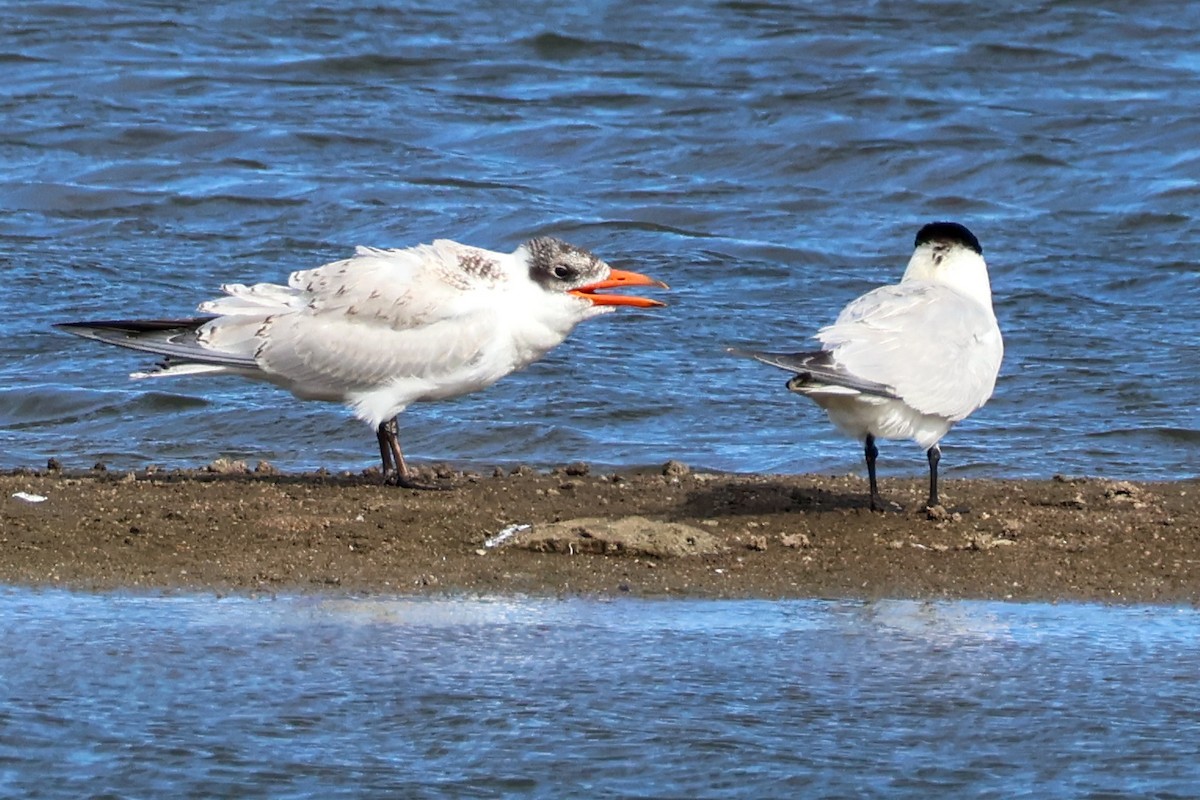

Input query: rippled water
[2,1,1197,479]
[2,591,1198,797]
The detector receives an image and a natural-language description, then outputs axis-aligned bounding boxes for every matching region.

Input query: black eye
[552,264,575,280]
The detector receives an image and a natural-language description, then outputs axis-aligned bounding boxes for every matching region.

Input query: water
[2,1,1198,480]
[0,590,1196,797]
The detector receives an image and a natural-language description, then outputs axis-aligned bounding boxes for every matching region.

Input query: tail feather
[728,347,898,398]
[55,318,260,370]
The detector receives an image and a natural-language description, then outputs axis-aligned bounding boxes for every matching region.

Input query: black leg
[376,420,396,476]
[375,416,449,490]
[864,434,882,512]
[926,444,941,509]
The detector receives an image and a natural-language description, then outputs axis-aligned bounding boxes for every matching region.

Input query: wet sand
[2,461,1197,604]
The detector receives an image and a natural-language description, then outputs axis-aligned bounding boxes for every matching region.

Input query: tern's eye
[552,264,576,281]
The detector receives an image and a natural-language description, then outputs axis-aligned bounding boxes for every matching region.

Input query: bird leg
[374,417,449,490]
[377,419,397,476]
[864,434,883,512]
[925,444,941,509]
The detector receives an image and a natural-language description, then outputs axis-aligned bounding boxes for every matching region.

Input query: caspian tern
[57,237,668,487]
[732,221,1003,511]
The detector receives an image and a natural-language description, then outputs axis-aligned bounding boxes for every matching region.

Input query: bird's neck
[902,249,994,311]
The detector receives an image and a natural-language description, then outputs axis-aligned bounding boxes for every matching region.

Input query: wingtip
[727,346,772,363]
[54,321,93,336]
[53,320,128,339]
[727,348,818,374]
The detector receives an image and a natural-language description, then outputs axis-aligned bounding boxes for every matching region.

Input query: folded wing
[816,282,1003,421]
[58,241,512,395]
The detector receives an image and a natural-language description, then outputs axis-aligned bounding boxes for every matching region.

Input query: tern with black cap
[732,222,1003,511]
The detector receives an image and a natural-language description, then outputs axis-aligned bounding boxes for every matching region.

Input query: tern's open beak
[568,268,670,308]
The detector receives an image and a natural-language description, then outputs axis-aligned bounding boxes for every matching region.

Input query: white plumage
[734,221,1003,510]
[58,236,667,486]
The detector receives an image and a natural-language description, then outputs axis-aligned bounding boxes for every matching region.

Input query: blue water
[2,1,1198,480]
[1,591,1198,797]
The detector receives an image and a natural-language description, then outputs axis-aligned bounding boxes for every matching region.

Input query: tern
[57,236,668,487]
[733,221,1002,511]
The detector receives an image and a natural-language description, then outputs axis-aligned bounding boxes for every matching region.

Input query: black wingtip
[53,320,101,332]
[914,221,982,255]
[54,317,216,335]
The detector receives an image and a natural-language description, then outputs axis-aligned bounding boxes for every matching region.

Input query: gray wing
[728,347,900,398]
[54,318,259,369]
[816,282,1004,421]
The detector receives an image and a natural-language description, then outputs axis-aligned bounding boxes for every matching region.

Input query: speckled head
[524,237,608,291]
[523,236,668,308]
[914,221,982,255]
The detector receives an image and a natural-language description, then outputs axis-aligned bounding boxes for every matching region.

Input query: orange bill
[568,268,670,308]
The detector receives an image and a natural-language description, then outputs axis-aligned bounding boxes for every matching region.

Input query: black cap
[914,221,982,255]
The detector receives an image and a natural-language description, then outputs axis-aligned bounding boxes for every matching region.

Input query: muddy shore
[2,461,1196,604]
